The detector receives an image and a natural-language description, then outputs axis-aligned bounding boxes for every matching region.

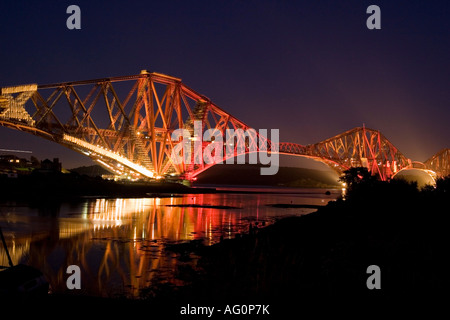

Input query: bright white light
[63,134,155,178]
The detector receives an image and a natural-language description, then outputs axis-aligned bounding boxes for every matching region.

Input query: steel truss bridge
[0,70,448,181]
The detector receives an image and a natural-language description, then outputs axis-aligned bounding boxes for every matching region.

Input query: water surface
[0,189,338,297]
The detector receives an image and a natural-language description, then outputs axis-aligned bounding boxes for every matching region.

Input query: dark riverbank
[0,171,215,201]
[141,175,450,309]
[4,174,449,316]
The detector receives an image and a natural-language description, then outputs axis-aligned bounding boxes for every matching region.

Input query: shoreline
[137,178,450,304]
[3,177,449,315]
[0,172,340,202]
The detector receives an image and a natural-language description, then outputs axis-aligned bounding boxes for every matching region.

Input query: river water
[0,188,339,298]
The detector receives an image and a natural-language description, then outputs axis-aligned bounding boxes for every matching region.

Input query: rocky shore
[4,173,449,316]
[142,175,450,310]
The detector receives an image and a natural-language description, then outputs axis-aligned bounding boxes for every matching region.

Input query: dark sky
[0,0,449,168]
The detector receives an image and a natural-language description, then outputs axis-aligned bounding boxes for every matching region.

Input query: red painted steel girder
[0,71,438,181]
[278,127,410,180]
[424,148,450,177]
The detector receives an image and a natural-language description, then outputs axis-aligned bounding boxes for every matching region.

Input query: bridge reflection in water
[0,192,334,297]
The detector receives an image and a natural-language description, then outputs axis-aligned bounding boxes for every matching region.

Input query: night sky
[0,0,449,169]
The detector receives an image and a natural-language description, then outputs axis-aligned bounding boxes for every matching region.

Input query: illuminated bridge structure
[0,71,448,181]
[424,148,450,178]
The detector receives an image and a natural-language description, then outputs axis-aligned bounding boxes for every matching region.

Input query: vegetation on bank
[0,171,209,200]
[4,167,448,313]
[145,168,450,302]
[0,162,340,201]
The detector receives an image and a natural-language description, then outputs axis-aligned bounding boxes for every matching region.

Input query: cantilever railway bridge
[0,70,448,181]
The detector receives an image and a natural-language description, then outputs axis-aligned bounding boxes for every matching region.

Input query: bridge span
[0,71,448,181]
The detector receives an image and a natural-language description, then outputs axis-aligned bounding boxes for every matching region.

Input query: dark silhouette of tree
[435,175,450,193]
[30,156,40,167]
[339,167,375,189]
